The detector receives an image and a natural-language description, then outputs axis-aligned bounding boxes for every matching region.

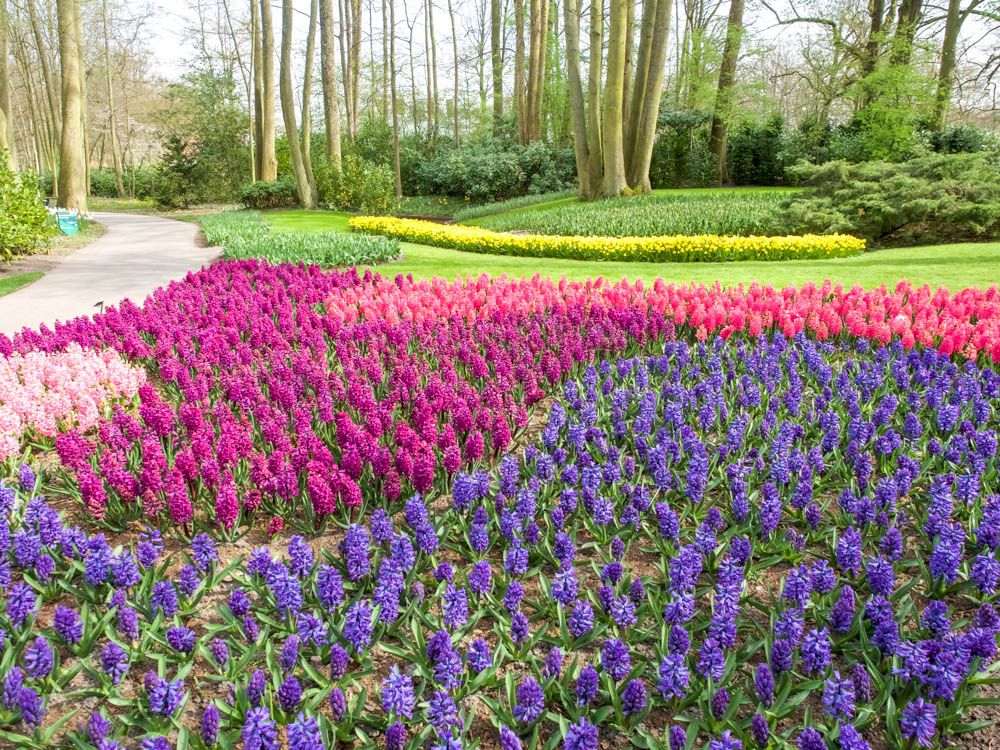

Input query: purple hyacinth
[468,560,492,596]
[247,669,266,707]
[544,646,563,680]
[343,525,371,581]
[711,686,730,720]
[328,685,346,719]
[147,675,185,716]
[6,583,37,628]
[150,581,179,618]
[442,584,468,629]
[468,637,492,673]
[330,643,349,680]
[575,664,599,706]
[178,565,201,597]
[657,654,689,701]
[242,705,278,750]
[287,536,314,578]
[669,726,688,750]
[54,606,83,645]
[381,665,415,719]
[822,671,856,720]
[564,717,599,750]
[87,710,111,744]
[23,636,54,678]
[17,686,44,728]
[852,663,871,703]
[243,614,259,643]
[118,605,139,641]
[797,728,825,750]
[18,464,35,493]
[209,638,229,670]
[838,724,871,750]
[201,704,220,747]
[510,609,530,645]
[191,533,219,571]
[281,635,299,672]
[512,676,544,723]
[386,721,406,750]
[708,730,742,750]
[2,667,21,709]
[601,638,630,681]
[622,679,647,716]
[751,713,769,747]
[228,589,251,617]
[344,599,373,653]
[101,641,128,684]
[166,626,195,654]
[901,698,937,748]
[287,712,323,750]
[500,726,523,750]
[801,628,832,673]
[277,674,302,713]
[754,663,774,707]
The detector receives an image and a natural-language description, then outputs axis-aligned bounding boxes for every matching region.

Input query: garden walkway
[0,213,218,337]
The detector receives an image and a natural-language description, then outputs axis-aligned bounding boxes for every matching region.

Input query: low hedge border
[349,215,865,263]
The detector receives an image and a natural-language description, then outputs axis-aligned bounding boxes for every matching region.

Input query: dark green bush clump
[772,153,1000,247]
[238,179,299,210]
[0,151,54,261]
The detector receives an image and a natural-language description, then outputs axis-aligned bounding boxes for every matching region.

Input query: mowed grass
[0,272,43,298]
[263,207,1000,290]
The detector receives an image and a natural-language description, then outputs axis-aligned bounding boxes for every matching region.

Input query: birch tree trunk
[448,0,460,146]
[427,0,440,139]
[390,0,402,197]
[320,0,343,169]
[382,0,389,118]
[259,0,278,181]
[57,0,86,210]
[280,0,317,207]
[514,0,526,141]
[708,0,744,184]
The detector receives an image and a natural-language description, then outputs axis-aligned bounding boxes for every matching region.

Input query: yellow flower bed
[349,216,866,263]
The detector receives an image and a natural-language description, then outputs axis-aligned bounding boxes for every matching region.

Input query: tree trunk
[281,0,317,207]
[585,0,603,197]
[259,0,278,181]
[57,0,86,210]
[408,15,419,134]
[320,0,343,170]
[76,0,89,197]
[491,0,503,128]
[525,0,549,141]
[390,0,402,197]
[622,0,635,137]
[930,0,962,129]
[339,0,352,135]
[303,0,318,187]
[626,0,672,191]
[515,0,526,142]
[564,0,592,198]
[252,0,263,180]
[30,0,62,149]
[427,0,440,139]
[602,0,629,197]
[889,0,922,67]
[350,0,362,136]
[708,0,744,184]
[102,0,125,196]
[448,0,460,146]
[382,0,389,118]
[0,0,15,167]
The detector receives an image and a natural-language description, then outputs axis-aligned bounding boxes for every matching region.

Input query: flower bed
[349,215,866,262]
[0,343,146,460]
[1,325,1000,749]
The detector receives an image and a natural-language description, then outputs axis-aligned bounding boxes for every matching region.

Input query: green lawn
[0,272,43,298]
[262,208,1000,290]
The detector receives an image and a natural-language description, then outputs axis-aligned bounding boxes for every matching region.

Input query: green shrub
[726,115,785,185]
[89,167,157,199]
[320,154,395,215]
[153,136,205,209]
[238,179,299,210]
[772,153,1000,246]
[0,150,55,262]
[201,210,400,267]
[649,109,718,188]
[475,190,788,237]
[451,190,578,222]
[929,124,989,154]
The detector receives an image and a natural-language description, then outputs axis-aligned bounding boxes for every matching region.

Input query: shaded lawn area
[263,209,1000,290]
[0,272,43,298]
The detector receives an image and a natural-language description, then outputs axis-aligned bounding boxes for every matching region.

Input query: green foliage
[476,190,788,237]
[726,115,785,185]
[391,195,479,218]
[319,154,395,215]
[238,179,299,210]
[88,167,156,200]
[451,190,578,222]
[201,210,399,267]
[650,109,718,188]
[928,124,990,154]
[773,153,1000,246]
[155,72,249,206]
[0,150,55,262]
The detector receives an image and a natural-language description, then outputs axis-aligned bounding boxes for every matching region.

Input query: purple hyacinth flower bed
[1,331,1000,750]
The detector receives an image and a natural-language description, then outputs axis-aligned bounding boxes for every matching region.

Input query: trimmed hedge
[349,215,865,263]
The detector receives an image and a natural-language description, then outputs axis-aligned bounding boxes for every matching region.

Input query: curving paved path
[0,212,218,336]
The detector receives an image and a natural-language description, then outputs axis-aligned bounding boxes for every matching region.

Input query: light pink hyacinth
[0,343,146,460]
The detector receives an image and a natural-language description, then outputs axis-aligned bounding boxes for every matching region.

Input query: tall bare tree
[280,0,316,207]
[302,0,318,187]
[448,0,460,145]
[491,0,503,127]
[320,0,343,169]
[514,0,525,140]
[350,0,361,136]
[708,0,745,183]
[601,0,628,196]
[389,0,401,196]
[102,0,125,196]
[251,0,263,180]
[0,0,14,165]
[57,0,86,210]
[258,0,278,181]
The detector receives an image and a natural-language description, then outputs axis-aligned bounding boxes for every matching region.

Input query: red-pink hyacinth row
[1,261,998,528]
